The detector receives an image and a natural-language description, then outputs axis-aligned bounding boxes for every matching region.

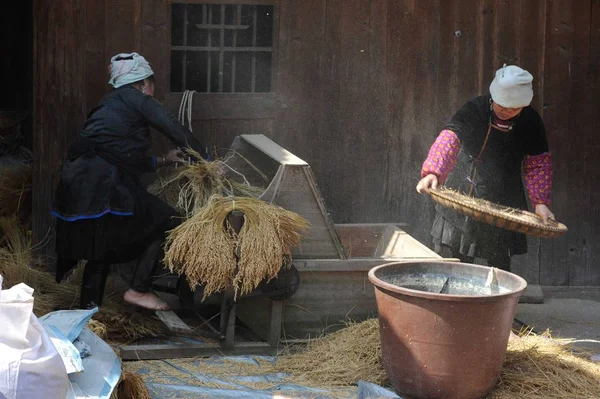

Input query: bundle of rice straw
[111,370,151,399]
[164,195,309,299]
[276,319,600,398]
[0,216,163,340]
[147,153,263,216]
[0,160,31,218]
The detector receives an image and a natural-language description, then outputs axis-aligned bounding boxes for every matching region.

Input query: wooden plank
[303,167,346,259]
[519,284,544,304]
[141,0,170,101]
[120,342,276,361]
[293,257,452,273]
[539,0,574,285]
[164,93,284,120]
[32,0,87,264]
[85,0,107,112]
[104,0,142,57]
[241,134,308,165]
[155,310,193,334]
[267,300,283,347]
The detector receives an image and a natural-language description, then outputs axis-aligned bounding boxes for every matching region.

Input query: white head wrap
[489,64,534,108]
[108,52,154,88]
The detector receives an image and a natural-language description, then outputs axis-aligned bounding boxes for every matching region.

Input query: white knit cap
[108,52,154,88]
[489,64,533,108]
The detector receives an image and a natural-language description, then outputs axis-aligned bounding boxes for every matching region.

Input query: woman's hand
[416,174,439,194]
[535,204,555,224]
[165,148,185,164]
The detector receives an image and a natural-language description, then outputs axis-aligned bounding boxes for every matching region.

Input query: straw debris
[165,195,309,299]
[277,319,387,386]
[276,319,600,398]
[0,216,163,340]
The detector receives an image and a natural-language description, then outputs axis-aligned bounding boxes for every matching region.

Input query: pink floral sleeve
[523,152,553,205]
[421,130,461,183]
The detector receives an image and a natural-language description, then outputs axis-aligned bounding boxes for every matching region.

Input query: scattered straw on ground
[489,331,600,399]
[164,195,309,299]
[277,319,600,398]
[277,319,387,386]
[0,216,164,340]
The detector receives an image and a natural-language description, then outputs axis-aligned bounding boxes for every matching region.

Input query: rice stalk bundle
[164,195,309,299]
[148,152,263,216]
[111,370,152,399]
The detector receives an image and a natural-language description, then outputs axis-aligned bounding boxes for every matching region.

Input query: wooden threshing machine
[120,134,442,360]
[224,135,442,339]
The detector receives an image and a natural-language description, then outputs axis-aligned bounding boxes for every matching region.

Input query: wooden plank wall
[33,0,599,285]
[32,0,87,261]
[270,0,599,286]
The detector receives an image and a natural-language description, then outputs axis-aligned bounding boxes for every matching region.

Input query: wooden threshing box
[224,135,443,339]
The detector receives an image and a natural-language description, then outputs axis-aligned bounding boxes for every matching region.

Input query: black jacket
[52,86,208,220]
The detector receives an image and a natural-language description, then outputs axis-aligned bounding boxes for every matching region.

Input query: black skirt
[430,209,527,260]
[55,182,177,264]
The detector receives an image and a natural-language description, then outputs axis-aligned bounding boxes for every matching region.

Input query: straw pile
[277,318,386,386]
[275,319,600,398]
[147,154,263,216]
[164,195,309,299]
[0,216,163,340]
[490,332,600,399]
[0,160,31,218]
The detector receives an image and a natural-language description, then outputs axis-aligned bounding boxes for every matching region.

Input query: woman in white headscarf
[52,53,210,310]
[416,65,555,271]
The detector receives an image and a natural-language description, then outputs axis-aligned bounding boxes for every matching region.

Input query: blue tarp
[127,355,401,399]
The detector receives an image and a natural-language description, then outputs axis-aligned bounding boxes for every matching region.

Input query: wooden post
[32,0,87,266]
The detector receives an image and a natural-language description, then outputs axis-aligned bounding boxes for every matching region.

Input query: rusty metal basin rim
[368,260,527,302]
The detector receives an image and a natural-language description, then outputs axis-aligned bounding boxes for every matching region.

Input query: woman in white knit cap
[416,65,554,271]
[52,53,210,310]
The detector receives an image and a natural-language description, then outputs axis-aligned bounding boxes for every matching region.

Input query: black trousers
[76,218,180,309]
[436,244,511,272]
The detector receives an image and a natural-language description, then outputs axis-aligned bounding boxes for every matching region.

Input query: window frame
[168,0,280,95]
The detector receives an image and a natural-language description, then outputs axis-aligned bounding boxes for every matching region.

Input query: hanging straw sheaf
[164,195,309,299]
[147,151,263,216]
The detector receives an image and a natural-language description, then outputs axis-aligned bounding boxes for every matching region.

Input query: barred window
[170,3,275,93]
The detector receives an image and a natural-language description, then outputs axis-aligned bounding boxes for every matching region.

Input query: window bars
[171,3,274,93]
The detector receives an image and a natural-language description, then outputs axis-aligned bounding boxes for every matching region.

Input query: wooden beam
[164,93,284,120]
[120,342,276,361]
[267,300,283,347]
[293,258,456,273]
[155,310,193,334]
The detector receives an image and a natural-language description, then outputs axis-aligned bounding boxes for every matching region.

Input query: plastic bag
[0,280,70,399]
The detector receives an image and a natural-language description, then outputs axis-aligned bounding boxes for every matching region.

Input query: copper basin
[368,261,527,399]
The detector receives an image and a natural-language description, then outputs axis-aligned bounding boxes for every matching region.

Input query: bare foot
[123,289,170,311]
